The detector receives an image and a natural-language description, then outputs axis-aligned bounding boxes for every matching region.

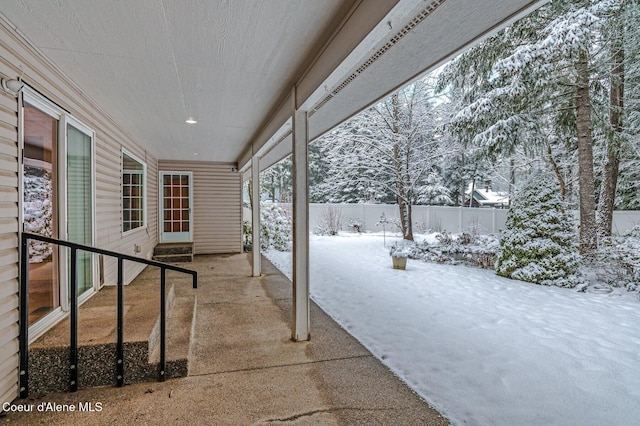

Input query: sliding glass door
[22,91,96,336]
[23,101,59,325]
[67,123,93,296]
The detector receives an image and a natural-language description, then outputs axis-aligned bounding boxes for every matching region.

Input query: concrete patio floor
[5,253,448,425]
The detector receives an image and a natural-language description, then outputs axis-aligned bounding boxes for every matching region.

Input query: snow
[264,232,640,426]
[467,183,509,206]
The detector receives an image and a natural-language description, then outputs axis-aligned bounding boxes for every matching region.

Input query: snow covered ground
[264,232,640,426]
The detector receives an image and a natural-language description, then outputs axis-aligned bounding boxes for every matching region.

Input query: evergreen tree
[437,0,640,258]
[308,141,332,203]
[261,157,292,202]
[496,170,581,288]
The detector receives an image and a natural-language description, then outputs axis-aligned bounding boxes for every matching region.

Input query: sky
[264,232,640,426]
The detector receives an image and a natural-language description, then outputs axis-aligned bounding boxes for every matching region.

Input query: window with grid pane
[122,151,145,232]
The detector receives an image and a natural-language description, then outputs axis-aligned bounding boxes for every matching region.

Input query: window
[122,151,146,232]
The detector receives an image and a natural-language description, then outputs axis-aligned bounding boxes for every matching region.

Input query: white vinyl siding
[1,15,158,403]
[0,86,19,407]
[158,161,241,254]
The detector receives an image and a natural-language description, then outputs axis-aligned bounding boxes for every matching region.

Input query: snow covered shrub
[467,219,483,237]
[418,232,499,268]
[436,231,454,245]
[458,232,474,245]
[389,241,411,258]
[314,204,342,236]
[496,171,581,287]
[347,217,364,233]
[260,202,291,252]
[596,229,640,291]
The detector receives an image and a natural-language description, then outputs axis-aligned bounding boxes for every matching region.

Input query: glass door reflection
[23,102,59,325]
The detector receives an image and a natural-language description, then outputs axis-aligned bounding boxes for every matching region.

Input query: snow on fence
[309,204,509,234]
[244,203,640,236]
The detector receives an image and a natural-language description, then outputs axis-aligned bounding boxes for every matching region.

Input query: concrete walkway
[6,254,448,425]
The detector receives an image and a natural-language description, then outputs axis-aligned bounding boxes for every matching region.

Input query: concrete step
[148,293,197,378]
[28,266,197,394]
[152,253,194,263]
[153,243,194,263]
[153,243,193,256]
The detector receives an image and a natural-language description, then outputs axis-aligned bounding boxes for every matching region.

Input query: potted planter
[391,255,407,270]
[389,242,409,270]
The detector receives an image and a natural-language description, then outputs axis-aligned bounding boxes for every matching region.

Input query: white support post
[251,155,261,277]
[292,94,310,341]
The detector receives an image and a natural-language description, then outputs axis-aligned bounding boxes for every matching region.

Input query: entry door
[160,172,192,242]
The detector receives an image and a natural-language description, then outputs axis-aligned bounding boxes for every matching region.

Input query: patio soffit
[1,0,547,166]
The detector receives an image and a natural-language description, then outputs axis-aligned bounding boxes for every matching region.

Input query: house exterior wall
[0,67,20,407]
[1,17,158,404]
[158,160,241,254]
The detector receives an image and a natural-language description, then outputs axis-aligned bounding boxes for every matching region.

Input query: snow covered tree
[308,141,332,203]
[314,81,453,240]
[312,134,394,204]
[616,158,640,209]
[438,0,640,258]
[261,157,292,203]
[496,170,581,288]
[608,2,640,213]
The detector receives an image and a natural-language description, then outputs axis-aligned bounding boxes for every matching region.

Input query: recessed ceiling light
[186,118,197,124]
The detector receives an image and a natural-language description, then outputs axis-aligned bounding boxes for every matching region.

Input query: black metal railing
[19,232,198,398]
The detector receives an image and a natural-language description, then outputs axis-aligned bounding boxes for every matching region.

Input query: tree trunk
[390,92,413,241]
[460,151,466,206]
[395,143,410,239]
[575,54,598,259]
[509,157,515,208]
[404,116,414,241]
[547,144,566,200]
[597,11,624,237]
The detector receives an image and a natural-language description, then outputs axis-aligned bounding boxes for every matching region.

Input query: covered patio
[6,253,447,424]
[0,0,547,413]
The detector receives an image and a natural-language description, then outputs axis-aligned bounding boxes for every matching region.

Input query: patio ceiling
[1,0,547,167]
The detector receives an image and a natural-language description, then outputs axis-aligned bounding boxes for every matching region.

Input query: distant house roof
[466,185,509,208]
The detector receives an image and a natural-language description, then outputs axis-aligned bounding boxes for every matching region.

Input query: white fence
[309,204,508,234]
[244,203,640,236]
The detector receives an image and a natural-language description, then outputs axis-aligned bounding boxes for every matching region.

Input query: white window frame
[121,149,147,234]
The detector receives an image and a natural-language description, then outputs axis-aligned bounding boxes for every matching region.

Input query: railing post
[69,247,78,392]
[19,233,29,399]
[116,258,124,387]
[159,267,166,381]
[18,233,198,392]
